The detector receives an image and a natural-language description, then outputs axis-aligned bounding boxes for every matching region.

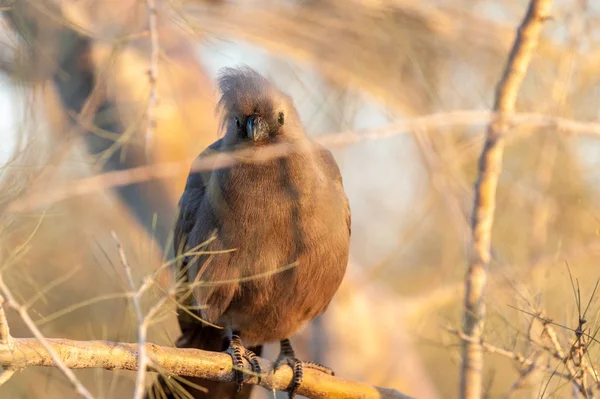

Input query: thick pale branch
[0,338,411,399]
[461,1,552,398]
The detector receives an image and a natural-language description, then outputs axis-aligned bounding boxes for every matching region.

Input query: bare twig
[529,1,586,272]
[0,296,13,387]
[538,313,586,396]
[0,369,15,386]
[9,109,600,215]
[137,295,168,395]
[460,1,553,398]
[0,297,11,348]
[144,0,160,158]
[507,267,600,398]
[0,337,410,399]
[112,232,154,399]
[503,361,538,399]
[181,1,597,115]
[448,327,571,380]
[0,280,94,398]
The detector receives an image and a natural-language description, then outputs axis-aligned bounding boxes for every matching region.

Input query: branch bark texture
[0,338,411,399]
[461,1,553,398]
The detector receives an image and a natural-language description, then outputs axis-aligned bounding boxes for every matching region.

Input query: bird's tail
[144,319,263,399]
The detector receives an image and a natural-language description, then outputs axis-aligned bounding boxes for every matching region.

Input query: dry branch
[8,110,600,215]
[0,288,94,398]
[182,1,592,115]
[3,1,179,252]
[144,0,160,158]
[0,337,411,399]
[113,232,154,399]
[0,297,11,348]
[461,1,552,399]
[448,327,571,380]
[540,314,587,395]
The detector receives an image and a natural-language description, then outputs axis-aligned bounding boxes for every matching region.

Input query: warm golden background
[0,0,599,398]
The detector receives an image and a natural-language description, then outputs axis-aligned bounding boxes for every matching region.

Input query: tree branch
[8,109,600,216]
[3,2,177,254]
[144,0,160,158]
[0,337,411,399]
[461,1,553,398]
[112,232,155,399]
[0,287,94,398]
[0,297,11,348]
[448,327,571,380]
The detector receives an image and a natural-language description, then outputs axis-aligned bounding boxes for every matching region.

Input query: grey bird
[146,66,351,399]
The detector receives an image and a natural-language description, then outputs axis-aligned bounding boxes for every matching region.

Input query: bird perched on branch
[146,65,351,399]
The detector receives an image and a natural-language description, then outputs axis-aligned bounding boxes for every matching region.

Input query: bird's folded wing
[316,144,351,237]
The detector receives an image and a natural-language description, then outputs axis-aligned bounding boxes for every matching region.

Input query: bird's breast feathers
[207,154,347,263]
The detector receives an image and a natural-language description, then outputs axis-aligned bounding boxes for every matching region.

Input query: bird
[146,65,351,399]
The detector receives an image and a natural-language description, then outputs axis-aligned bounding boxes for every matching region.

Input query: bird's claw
[273,357,334,398]
[273,355,303,399]
[304,361,334,376]
[273,339,335,398]
[226,334,262,392]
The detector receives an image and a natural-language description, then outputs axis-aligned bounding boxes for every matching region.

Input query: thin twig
[539,313,586,396]
[0,369,15,386]
[112,232,153,399]
[0,280,94,398]
[503,360,538,399]
[460,1,553,398]
[144,0,160,158]
[448,327,571,380]
[0,296,11,348]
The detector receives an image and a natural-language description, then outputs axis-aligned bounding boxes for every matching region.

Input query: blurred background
[0,0,599,398]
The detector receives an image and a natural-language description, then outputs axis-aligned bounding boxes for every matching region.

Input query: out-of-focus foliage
[0,0,599,398]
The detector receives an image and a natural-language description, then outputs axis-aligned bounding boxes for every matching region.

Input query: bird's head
[216,66,305,147]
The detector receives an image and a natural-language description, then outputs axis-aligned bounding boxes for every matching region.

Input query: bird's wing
[173,139,224,325]
[174,138,241,324]
[154,137,261,399]
[316,144,352,237]
[173,139,223,259]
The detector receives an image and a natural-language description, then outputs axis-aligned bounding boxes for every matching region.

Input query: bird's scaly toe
[287,358,303,399]
[273,355,303,399]
[242,347,262,383]
[304,361,335,376]
[226,334,247,391]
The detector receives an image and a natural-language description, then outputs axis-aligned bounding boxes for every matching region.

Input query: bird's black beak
[246,115,269,143]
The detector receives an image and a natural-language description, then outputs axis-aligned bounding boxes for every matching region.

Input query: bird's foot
[273,339,334,399]
[225,334,262,392]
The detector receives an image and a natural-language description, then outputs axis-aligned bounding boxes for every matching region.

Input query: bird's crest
[215,65,291,135]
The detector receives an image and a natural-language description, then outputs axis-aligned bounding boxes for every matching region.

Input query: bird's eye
[235,117,240,129]
[278,112,285,125]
